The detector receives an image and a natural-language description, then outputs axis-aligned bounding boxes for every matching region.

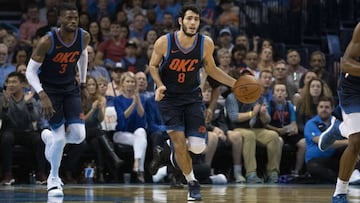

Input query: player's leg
[42,93,66,196]
[184,101,207,201]
[63,91,86,144]
[333,112,360,202]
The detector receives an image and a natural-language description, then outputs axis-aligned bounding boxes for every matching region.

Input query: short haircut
[178,4,201,19]
[6,71,27,84]
[318,96,334,107]
[58,2,78,16]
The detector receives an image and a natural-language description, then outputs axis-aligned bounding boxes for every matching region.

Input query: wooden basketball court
[1,183,360,202]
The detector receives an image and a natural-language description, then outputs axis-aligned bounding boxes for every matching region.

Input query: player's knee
[68,124,86,144]
[187,137,206,154]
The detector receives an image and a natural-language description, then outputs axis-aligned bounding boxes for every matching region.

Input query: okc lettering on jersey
[52,51,80,74]
[168,58,199,83]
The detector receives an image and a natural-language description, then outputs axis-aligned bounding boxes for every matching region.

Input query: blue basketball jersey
[39,28,84,93]
[338,72,360,113]
[159,32,204,94]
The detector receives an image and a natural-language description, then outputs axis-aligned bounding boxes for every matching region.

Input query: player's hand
[204,108,213,123]
[155,85,166,101]
[80,84,89,101]
[39,91,55,120]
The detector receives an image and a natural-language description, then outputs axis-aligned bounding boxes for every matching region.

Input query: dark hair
[58,2,78,16]
[6,71,27,84]
[178,4,201,19]
[318,96,334,108]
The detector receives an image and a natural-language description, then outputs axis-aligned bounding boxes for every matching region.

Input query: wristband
[248,111,253,118]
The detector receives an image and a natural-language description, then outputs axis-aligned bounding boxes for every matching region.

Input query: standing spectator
[112,72,147,183]
[19,3,46,47]
[0,43,16,92]
[0,72,47,185]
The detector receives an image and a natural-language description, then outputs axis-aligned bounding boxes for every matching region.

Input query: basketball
[232,74,263,104]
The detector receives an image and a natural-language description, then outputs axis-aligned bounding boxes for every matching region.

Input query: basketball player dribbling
[25,3,90,197]
[318,22,360,203]
[149,4,236,201]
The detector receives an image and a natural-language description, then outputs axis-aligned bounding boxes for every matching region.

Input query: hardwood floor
[0,183,359,202]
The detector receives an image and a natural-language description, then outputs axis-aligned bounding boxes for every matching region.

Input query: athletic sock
[334,178,349,196]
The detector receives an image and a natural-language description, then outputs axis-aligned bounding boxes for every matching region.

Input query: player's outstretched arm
[341,22,360,76]
[203,36,236,87]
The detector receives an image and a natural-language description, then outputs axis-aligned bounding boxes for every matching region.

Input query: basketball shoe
[47,176,64,197]
[332,194,348,203]
[318,116,342,151]
[187,180,202,201]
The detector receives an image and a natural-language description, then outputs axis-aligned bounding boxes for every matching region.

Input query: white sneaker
[350,169,360,185]
[41,129,53,160]
[47,196,64,203]
[235,174,246,183]
[47,176,64,197]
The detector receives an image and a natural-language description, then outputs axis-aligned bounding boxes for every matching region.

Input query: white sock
[184,170,196,182]
[152,166,167,183]
[334,178,349,196]
[49,128,66,178]
[234,165,242,176]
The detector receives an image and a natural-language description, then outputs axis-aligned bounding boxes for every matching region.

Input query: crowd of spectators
[1,0,359,186]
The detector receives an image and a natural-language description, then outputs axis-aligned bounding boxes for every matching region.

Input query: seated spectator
[304,96,348,183]
[0,72,47,185]
[258,69,273,104]
[271,60,297,103]
[296,78,333,137]
[293,71,317,107]
[112,72,147,183]
[0,43,16,92]
[119,40,147,73]
[82,76,123,183]
[244,51,260,79]
[286,49,307,90]
[257,47,274,71]
[86,45,111,82]
[225,71,282,183]
[266,83,306,176]
[11,46,30,67]
[18,3,46,47]
[95,21,128,70]
[202,82,245,183]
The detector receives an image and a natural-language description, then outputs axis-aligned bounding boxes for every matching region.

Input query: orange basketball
[232,74,263,104]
